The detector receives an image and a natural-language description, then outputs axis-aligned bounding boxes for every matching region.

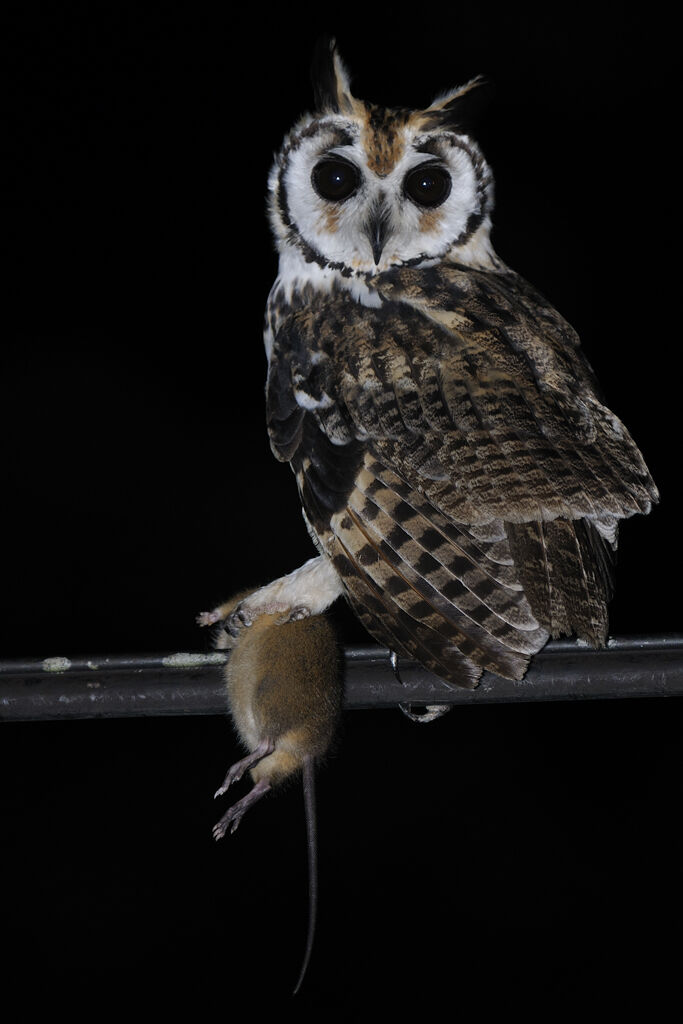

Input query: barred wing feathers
[266,262,658,688]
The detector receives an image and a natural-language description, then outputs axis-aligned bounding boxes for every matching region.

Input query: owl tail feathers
[342,567,485,690]
[505,518,614,647]
[329,530,535,690]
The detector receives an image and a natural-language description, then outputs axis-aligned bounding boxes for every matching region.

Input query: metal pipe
[1,635,681,722]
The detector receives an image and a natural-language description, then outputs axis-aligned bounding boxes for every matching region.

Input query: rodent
[199,589,342,994]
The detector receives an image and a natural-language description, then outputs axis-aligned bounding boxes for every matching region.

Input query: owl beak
[365,201,392,266]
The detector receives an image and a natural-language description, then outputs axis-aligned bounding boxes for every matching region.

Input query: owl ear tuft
[311,36,356,115]
[424,75,494,131]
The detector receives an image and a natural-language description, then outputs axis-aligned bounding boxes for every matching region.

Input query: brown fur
[214,591,341,787]
[206,589,341,995]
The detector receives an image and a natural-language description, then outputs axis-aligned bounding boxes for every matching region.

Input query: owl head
[268,39,496,282]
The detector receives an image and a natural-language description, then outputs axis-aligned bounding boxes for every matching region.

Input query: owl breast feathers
[263,40,658,689]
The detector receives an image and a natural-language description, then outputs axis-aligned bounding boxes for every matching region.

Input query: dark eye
[311,158,360,202]
[404,165,452,208]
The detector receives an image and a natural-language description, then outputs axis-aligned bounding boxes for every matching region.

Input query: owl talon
[399,703,452,724]
[278,605,311,625]
[227,605,253,637]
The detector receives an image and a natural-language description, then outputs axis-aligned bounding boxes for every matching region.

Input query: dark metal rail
[1,635,681,722]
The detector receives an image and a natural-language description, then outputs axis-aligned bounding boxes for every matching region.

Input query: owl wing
[266,262,658,688]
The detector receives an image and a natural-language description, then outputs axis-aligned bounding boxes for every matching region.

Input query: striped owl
[204,40,658,690]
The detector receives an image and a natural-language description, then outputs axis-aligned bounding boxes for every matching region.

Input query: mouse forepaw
[196,609,224,627]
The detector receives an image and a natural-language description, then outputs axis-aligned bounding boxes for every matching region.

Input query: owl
[207,40,658,690]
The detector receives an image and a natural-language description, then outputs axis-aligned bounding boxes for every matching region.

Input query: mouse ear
[422,75,495,131]
[311,35,356,115]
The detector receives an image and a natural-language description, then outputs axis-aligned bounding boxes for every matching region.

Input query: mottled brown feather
[266,259,658,686]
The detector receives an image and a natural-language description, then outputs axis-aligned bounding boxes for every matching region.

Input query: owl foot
[276,604,311,626]
[196,602,265,636]
[391,651,451,723]
[226,598,311,635]
[398,703,452,724]
[226,604,254,637]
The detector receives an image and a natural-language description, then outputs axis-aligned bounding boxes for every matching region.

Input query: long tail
[293,756,317,996]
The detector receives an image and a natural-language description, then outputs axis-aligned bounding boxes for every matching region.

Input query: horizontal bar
[1,635,681,722]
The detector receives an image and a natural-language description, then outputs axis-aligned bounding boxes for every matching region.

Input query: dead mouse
[198,590,342,993]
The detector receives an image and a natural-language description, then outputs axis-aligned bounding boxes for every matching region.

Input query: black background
[2,3,680,1014]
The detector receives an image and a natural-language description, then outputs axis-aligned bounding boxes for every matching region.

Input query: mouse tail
[292,755,317,996]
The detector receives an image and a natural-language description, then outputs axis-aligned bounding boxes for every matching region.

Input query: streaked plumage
[261,40,658,690]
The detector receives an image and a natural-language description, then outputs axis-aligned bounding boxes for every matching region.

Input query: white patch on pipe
[162,652,227,668]
[42,657,72,673]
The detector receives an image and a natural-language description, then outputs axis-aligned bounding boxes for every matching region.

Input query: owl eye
[404,164,452,208]
[311,158,360,202]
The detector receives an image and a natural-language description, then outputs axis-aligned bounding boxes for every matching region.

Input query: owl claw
[398,703,452,724]
[227,605,253,637]
[278,605,311,625]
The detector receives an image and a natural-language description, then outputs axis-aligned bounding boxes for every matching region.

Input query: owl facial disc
[268,58,495,279]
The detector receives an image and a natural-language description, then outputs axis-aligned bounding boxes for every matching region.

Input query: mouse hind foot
[212,778,272,840]
[214,738,275,798]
